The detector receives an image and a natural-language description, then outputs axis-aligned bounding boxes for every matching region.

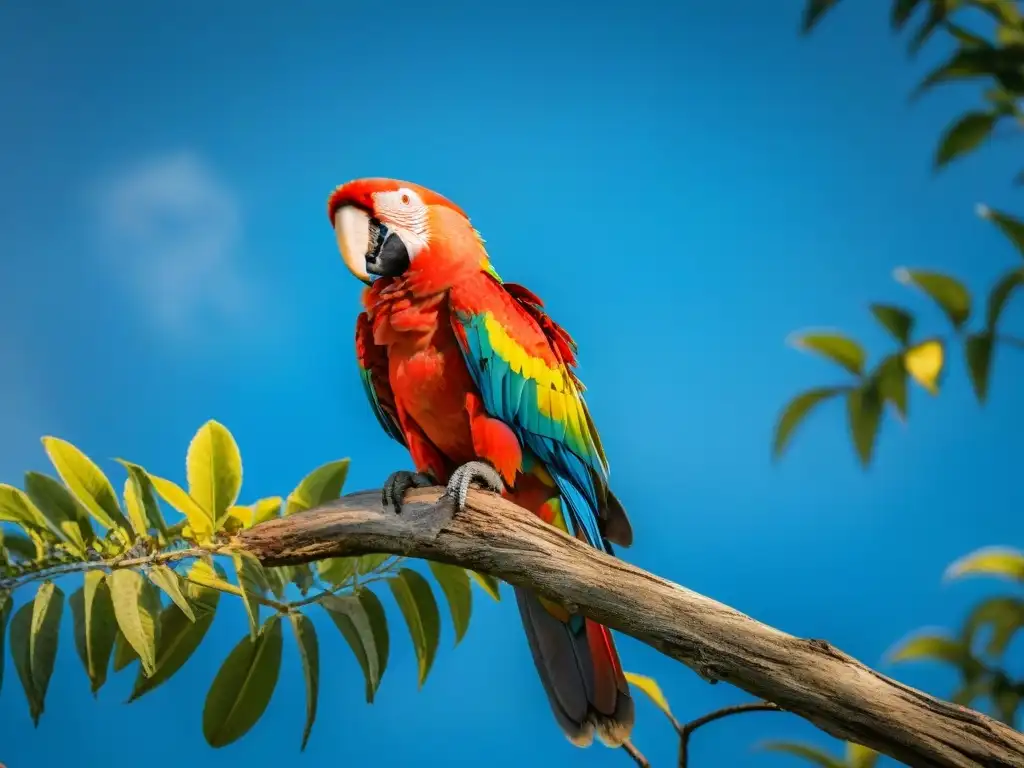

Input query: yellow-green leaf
[289,613,320,751]
[11,582,64,725]
[0,484,49,531]
[847,382,882,468]
[147,564,196,622]
[985,267,1024,329]
[252,496,282,525]
[624,671,674,720]
[875,355,908,421]
[233,552,268,641]
[185,559,245,599]
[869,303,914,345]
[187,420,243,528]
[904,339,944,395]
[129,563,221,702]
[317,557,357,586]
[979,204,1024,258]
[895,268,972,329]
[469,571,501,601]
[41,437,131,534]
[846,742,879,768]
[935,111,997,168]
[118,461,168,540]
[428,561,472,644]
[147,473,213,539]
[772,387,845,460]
[961,596,1024,658]
[286,459,351,516]
[888,632,975,669]
[965,333,995,404]
[789,331,866,375]
[759,741,846,768]
[24,472,92,554]
[946,546,1024,582]
[358,553,391,575]
[203,616,283,749]
[321,591,389,702]
[112,627,138,672]
[389,568,440,688]
[109,568,161,676]
[69,571,115,695]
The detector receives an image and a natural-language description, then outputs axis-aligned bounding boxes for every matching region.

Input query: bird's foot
[381,470,435,514]
[444,461,506,512]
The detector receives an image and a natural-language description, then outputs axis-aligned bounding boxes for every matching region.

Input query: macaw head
[328,177,495,289]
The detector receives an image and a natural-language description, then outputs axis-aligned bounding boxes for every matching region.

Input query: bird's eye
[400,193,410,205]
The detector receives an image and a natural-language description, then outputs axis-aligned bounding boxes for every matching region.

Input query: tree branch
[238,487,1024,768]
[677,703,781,767]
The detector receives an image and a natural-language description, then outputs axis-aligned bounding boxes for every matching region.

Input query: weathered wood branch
[238,487,1024,768]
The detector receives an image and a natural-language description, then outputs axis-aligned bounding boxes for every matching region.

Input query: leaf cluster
[0,421,501,749]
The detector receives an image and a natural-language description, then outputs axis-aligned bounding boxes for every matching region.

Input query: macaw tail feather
[515,587,634,747]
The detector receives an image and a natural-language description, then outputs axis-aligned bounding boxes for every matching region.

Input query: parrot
[327,177,635,748]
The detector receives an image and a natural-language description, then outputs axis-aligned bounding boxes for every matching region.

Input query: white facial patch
[373,188,429,257]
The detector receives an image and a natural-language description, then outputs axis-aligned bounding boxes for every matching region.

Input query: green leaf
[904,339,945,395]
[916,45,1024,98]
[985,267,1024,329]
[961,596,1024,658]
[801,0,842,33]
[965,333,995,403]
[935,111,997,168]
[847,382,882,468]
[389,568,441,688]
[2,530,37,561]
[772,387,845,460]
[118,460,168,540]
[876,355,908,421]
[358,552,391,575]
[946,546,1024,582]
[252,496,282,525]
[129,561,221,702]
[846,742,879,768]
[147,473,213,539]
[203,616,283,749]
[147,564,196,622]
[0,484,49,531]
[289,613,320,751]
[891,0,925,30]
[41,436,131,534]
[789,331,866,375]
[23,472,92,554]
[0,591,10,694]
[11,582,64,726]
[428,561,472,644]
[317,557,357,586]
[286,458,351,516]
[187,420,243,528]
[233,551,268,641]
[469,571,502,601]
[759,741,846,768]
[869,303,914,345]
[109,568,161,676]
[69,571,115,695]
[895,268,972,328]
[979,205,1024,258]
[888,632,979,675]
[321,591,389,702]
[291,564,315,595]
[112,627,138,672]
[624,671,674,720]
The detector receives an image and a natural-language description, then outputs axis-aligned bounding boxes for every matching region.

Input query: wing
[448,277,631,549]
[355,312,406,446]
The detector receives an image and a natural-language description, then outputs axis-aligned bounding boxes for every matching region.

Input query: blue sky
[2,1,1023,766]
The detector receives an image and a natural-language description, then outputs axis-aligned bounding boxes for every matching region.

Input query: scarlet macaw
[328,178,635,747]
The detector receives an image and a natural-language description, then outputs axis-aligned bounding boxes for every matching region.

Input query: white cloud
[93,152,256,338]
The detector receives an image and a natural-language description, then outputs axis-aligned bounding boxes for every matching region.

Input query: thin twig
[622,739,650,767]
[677,703,781,767]
[1,546,209,591]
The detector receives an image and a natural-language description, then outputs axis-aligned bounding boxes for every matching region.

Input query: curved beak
[334,205,373,284]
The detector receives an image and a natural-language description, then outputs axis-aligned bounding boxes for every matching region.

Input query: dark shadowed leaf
[869,303,914,345]
[321,591,389,702]
[112,627,138,671]
[41,437,131,534]
[358,553,391,574]
[3,530,36,562]
[469,571,502,601]
[147,564,196,622]
[289,613,320,750]
[117,461,168,540]
[24,472,92,555]
[847,382,883,468]
[965,333,995,403]
[915,46,1024,97]
[759,741,846,768]
[203,616,283,748]
[789,331,866,374]
[186,420,243,528]
[285,459,351,516]
[990,674,1021,726]
[69,571,115,695]
[11,582,64,725]
[772,387,845,460]
[291,564,315,595]
[129,561,221,702]
[623,671,674,720]
[986,268,1024,329]
[109,568,161,676]
[891,0,924,30]
[946,546,1024,582]
[895,268,971,328]
[0,591,10,694]
[980,205,1024,257]
[961,596,1024,658]
[11,602,41,723]
[876,355,908,421]
[801,0,842,33]
[233,552,268,640]
[943,21,990,49]
[904,339,945,394]
[428,561,472,644]
[389,569,440,687]
[318,557,357,586]
[935,111,997,168]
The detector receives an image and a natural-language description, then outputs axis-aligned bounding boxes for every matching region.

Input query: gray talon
[382,470,434,514]
[445,461,505,512]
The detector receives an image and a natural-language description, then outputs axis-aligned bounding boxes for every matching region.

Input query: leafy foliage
[0,421,500,749]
